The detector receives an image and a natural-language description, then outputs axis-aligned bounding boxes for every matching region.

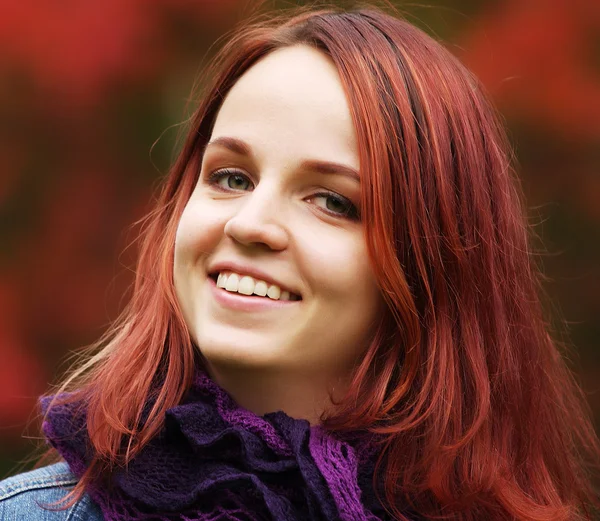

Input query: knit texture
[41,370,393,521]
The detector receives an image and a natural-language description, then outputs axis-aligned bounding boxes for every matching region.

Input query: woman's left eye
[311,193,359,221]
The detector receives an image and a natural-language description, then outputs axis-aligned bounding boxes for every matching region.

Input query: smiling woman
[1,4,599,521]
[173,45,381,423]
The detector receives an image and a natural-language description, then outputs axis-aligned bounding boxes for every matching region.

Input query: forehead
[210,45,359,170]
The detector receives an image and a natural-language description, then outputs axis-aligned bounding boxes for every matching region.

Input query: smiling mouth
[208,273,302,301]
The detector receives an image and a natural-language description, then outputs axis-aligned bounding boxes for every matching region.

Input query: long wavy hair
[40,5,600,520]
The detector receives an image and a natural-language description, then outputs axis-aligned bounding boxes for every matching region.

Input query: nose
[223,186,289,251]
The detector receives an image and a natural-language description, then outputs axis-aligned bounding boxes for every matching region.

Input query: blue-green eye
[205,169,359,221]
[312,193,359,220]
[207,169,253,191]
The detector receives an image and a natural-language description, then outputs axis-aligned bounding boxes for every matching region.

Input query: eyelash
[205,168,360,221]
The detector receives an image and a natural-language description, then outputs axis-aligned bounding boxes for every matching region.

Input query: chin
[196,333,288,370]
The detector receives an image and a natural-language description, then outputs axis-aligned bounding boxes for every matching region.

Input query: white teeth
[217,273,228,288]
[266,284,281,300]
[253,280,268,297]
[225,273,239,292]
[237,276,254,295]
[213,270,299,301]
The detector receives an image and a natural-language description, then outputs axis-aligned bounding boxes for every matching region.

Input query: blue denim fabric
[0,462,103,520]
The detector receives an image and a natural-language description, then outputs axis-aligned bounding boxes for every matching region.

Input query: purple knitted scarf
[41,370,393,521]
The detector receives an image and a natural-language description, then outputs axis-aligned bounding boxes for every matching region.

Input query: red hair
[41,5,600,520]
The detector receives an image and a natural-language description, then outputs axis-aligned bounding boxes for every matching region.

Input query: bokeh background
[1,0,599,478]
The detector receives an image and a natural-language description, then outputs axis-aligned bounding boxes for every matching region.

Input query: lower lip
[207,277,301,312]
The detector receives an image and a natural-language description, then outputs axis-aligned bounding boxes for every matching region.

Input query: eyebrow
[205,136,360,183]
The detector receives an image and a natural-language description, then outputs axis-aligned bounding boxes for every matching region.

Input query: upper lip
[207,260,301,298]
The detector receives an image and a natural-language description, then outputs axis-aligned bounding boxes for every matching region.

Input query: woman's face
[174,45,383,382]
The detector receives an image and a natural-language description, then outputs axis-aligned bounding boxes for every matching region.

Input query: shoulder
[0,462,103,520]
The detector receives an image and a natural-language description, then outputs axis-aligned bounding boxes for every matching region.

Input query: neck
[204,362,350,425]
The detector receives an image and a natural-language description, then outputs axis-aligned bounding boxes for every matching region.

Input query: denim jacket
[0,462,103,520]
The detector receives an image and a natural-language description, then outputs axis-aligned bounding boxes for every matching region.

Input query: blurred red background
[1,0,599,477]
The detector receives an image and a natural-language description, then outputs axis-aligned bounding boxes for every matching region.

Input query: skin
[173,45,384,424]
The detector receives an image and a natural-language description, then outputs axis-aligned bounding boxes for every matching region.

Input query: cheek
[300,232,382,367]
[173,201,227,327]
[173,201,225,310]
[174,200,225,264]
[302,231,377,298]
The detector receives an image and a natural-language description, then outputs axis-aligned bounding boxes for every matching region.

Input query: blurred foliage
[0,0,599,479]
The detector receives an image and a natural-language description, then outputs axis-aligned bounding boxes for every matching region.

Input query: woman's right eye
[206,169,254,191]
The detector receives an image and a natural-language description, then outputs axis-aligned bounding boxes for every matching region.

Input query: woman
[1,5,598,520]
